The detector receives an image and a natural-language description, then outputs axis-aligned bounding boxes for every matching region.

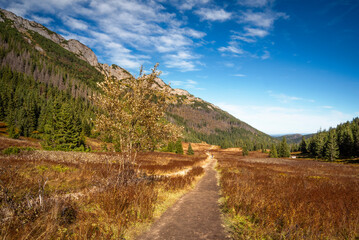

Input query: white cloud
[63,16,88,31]
[170,79,203,89]
[218,45,244,55]
[232,73,246,77]
[268,91,315,103]
[261,50,270,59]
[238,0,272,8]
[232,34,256,43]
[217,103,355,134]
[240,10,288,28]
[30,15,53,24]
[164,51,200,72]
[220,7,288,58]
[244,27,269,37]
[184,28,207,38]
[187,79,198,85]
[195,8,232,21]
[170,0,211,10]
[224,62,235,67]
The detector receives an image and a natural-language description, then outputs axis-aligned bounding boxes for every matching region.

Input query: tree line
[299,118,359,160]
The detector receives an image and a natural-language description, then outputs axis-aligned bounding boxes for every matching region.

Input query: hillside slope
[275,134,314,144]
[0,8,274,148]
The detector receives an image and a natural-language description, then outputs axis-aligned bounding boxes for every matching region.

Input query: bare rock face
[61,39,98,67]
[0,8,98,67]
[154,77,167,88]
[99,63,133,80]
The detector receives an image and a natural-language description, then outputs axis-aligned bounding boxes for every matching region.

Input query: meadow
[216,150,359,239]
[0,138,208,239]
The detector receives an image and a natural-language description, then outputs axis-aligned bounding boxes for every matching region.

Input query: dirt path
[138,152,228,240]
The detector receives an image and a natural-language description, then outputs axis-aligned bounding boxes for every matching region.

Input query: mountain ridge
[274,133,314,144]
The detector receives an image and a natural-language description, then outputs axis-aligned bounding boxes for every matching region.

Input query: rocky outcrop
[0,8,98,67]
[98,63,132,80]
[62,39,98,66]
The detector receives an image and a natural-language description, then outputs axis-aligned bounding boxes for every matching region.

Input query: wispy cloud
[170,0,210,10]
[218,3,288,58]
[171,79,203,89]
[268,91,315,103]
[240,10,287,28]
[232,73,246,77]
[218,43,244,55]
[164,51,200,72]
[244,27,269,37]
[238,0,272,8]
[29,15,53,24]
[261,50,270,59]
[62,16,88,31]
[195,8,232,21]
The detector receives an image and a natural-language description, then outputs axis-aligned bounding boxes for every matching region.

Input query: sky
[1,0,359,135]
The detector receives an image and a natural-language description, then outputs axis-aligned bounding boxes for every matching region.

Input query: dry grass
[0,142,208,239]
[216,150,359,239]
[0,136,41,151]
[136,151,206,175]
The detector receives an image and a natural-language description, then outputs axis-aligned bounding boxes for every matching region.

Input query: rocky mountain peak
[0,8,98,67]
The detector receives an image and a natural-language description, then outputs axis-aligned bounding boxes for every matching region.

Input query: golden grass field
[215,149,359,239]
[0,136,210,239]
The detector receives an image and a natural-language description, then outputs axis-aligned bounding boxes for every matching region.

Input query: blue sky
[1,0,358,134]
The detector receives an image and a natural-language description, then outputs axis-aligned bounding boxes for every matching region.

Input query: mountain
[0,8,275,149]
[275,134,314,144]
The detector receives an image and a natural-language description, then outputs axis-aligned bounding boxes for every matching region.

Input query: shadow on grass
[340,159,359,164]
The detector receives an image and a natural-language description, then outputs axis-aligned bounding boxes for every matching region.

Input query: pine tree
[279,137,291,157]
[167,141,175,152]
[187,143,194,155]
[300,136,307,154]
[353,122,359,157]
[324,131,339,161]
[309,134,324,158]
[175,139,184,154]
[269,144,278,158]
[242,146,249,156]
[0,94,5,121]
[339,128,354,157]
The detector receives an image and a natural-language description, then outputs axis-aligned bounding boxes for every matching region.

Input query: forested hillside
[275,133,313,144]
[0,8,275,149]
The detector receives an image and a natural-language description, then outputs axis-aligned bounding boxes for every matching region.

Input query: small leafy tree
[93,64,181,165]
[187,143,194,155]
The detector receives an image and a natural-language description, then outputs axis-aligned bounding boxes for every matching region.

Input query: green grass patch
[2,146,34,155]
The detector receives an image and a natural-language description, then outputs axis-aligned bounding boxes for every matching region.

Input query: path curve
[138,152,228,240]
